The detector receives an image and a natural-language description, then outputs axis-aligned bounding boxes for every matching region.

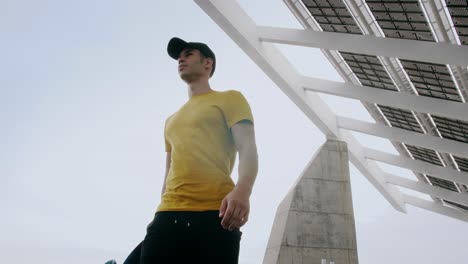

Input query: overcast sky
[2,0,468,263]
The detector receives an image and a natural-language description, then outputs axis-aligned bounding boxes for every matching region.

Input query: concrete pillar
[263,139,359,264]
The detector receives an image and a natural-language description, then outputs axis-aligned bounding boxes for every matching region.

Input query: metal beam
[337,116,468,158]
[404,194,468,223]
[364,148,468,186]
[302,76,468,123]
[340,130,407,213]
[386,173,468,207]
[195,0,336,135]
[194,0,406,212]
[257,26,468,67]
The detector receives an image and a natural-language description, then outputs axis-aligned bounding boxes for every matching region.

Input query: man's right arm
[160,151,171,197]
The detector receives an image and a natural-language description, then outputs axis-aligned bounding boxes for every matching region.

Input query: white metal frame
[301,76,468,122]
[337,116,468,158]
[364,148,468,186]
[257,26,468,67]
[194,0,468,222]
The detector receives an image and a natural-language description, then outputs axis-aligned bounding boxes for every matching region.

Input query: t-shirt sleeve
[224,90,254,128]
[164,118,172,152]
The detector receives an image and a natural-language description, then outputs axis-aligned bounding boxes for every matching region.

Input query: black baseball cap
[167,37,216,77]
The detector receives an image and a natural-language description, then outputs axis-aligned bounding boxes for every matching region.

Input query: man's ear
[205,58,213,71]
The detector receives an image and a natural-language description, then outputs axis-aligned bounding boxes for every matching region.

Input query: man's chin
[180,72,202,83]
[180,72,191,82]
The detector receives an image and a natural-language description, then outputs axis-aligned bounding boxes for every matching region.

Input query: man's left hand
[219,187,250,230]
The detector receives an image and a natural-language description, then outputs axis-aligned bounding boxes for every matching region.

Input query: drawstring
[173,218,191,227]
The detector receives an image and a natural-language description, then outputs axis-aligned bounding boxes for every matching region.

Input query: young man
[132,37,258,264]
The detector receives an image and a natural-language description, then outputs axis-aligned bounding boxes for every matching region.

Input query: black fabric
[123,241,142,264]
[126,211,241,264]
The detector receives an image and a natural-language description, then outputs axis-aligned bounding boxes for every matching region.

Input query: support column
[263,139,358,264]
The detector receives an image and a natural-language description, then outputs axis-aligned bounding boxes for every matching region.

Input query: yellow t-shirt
[157,90,254,212]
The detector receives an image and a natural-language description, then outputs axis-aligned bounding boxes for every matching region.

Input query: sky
[2,0,468,263]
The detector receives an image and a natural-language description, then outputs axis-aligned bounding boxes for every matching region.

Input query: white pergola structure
[194,0,468,223]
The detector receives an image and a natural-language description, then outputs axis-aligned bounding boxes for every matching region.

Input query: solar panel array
[300,0,468,212]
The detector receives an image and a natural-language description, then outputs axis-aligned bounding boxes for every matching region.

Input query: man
[127,37,258,264]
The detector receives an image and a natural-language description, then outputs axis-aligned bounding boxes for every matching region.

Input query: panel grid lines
[445,0,468,45]
[400,60,462,101]
[432,115,468,143]
[405,145,444,166]
[378,105,423,132]
[444,200,468,211]
[303,0,362,34]
[426,175,459,192]
[340,52,398,90]
[454,155,468,172]
[367,0,434,41]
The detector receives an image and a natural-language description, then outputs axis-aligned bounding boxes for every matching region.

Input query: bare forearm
[236,145,258,195]
[161,183,166,198]
[161,169,169,197]
[221,122,257,229]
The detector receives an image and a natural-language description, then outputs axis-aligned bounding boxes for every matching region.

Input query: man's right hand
[219,186,251,230]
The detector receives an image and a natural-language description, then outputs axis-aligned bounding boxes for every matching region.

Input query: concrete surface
[263,139,358,264]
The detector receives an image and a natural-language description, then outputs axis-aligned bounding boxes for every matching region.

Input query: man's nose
[178,57,185,64]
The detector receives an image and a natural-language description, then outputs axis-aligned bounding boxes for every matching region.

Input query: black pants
[124,211,242,264]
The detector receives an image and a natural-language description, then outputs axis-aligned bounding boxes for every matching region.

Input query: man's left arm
[219,120,258,230]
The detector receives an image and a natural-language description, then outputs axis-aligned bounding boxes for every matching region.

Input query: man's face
[177,48,211,82]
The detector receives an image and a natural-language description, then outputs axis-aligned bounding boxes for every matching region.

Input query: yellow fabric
[157,90,254,212]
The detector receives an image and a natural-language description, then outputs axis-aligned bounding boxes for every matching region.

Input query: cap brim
[167,37,188,60]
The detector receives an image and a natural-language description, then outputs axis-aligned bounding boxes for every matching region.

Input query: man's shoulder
[214,90,247,106]
[217,89,244,99]
[165,113,175,122]
[222,89,242,95]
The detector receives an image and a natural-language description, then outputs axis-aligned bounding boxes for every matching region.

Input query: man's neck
[187,79,212,98]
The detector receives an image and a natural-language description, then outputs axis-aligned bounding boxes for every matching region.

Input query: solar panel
[304,0,362,34]
[405,145,444,165]
[454,155,468,172]
[426,175,459,192]
[367,0,434,41]
[432,115,468,143]
[400,60,462,102]
[303,0,346,8]
[445,0,468,45]
[340,52,398,91]
[378,106,423,132]
[445,200,468,211]
[366,1,422,12]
